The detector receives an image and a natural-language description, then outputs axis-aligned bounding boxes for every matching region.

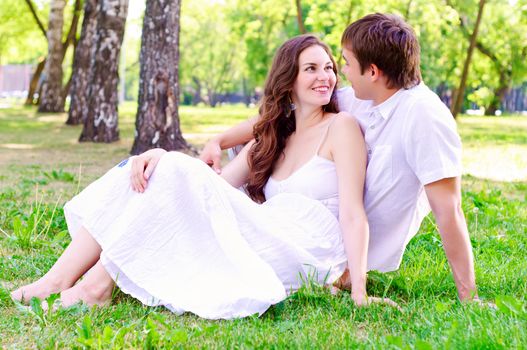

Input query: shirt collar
[372,89,404,120]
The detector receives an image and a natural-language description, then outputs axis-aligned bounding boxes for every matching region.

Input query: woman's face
[292,45,336,108]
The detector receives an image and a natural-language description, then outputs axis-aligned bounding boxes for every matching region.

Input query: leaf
[169,329,188,343]
[102,325,114,345]
[79,314,93,340]
[29,296,45,325]
[415,340,433,350]
[495,295,525,317]
[386,335,404,348]
[45,293,60,316]
[434,301,450,313]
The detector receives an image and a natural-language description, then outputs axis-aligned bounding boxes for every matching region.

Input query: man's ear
[369,63,382,82]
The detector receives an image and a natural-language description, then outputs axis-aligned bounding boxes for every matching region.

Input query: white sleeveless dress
[64,142,347,320]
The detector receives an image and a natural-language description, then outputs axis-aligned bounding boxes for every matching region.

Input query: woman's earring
[287,98,296,118]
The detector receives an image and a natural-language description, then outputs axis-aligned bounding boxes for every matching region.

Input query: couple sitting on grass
[12,13,484,319]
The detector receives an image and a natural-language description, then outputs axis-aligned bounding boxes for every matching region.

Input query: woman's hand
[130,148,167,192]
[199,139,222,174]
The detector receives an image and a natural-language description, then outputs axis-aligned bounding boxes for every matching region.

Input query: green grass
[0,102,526,348]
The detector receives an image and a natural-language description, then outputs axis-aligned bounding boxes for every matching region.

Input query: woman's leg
[11,226,102,303]
[59,260,114,307]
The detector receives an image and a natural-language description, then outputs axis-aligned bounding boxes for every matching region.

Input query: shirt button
[370,125,376,130]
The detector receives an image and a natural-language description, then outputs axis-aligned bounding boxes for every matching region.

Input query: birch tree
[131,0,191,154]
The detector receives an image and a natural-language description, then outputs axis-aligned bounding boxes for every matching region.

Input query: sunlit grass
[0,102,526,348]
[458,115,527,182]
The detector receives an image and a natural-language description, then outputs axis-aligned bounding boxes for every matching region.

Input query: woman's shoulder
[326,112,361,135]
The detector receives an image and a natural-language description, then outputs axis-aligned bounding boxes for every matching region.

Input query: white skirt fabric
[63,152,347,319]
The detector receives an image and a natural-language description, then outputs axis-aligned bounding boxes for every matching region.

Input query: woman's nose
[317,69,329,81]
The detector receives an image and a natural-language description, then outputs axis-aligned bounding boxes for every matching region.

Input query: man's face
[341,47,374,100]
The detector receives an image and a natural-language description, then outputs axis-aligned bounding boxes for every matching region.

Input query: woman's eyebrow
[301,61,332,66]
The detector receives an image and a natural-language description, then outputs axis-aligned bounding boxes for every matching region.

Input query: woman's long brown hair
[246,35,339,203]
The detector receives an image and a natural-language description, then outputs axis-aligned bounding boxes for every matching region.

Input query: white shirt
[337,83,462,272]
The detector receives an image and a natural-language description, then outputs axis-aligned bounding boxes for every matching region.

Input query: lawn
[0,102,526,349]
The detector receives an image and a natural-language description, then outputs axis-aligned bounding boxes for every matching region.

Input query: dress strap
[315,116,336,155]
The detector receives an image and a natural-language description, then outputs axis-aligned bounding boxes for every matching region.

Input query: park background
[0,0,526,348]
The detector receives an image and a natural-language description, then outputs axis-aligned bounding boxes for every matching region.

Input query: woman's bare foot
[11,274,70,304]
[59,277,114,308]
[333,269,352,292]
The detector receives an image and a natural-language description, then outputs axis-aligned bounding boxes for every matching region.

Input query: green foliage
[5,190,64,250]
[0,0,48,64]
[180,0,245,106]
[0,0,81,64]
[3,0,525,111]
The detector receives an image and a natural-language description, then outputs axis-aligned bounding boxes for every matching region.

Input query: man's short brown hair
[341,13,421,89]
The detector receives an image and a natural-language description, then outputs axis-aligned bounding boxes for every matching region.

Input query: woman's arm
[220,140,255,188]
[199,116,258,173]
[130,116,258,191]
[330,113,369,305]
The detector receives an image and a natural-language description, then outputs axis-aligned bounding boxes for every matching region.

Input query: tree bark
[24,0,80,107]
[191,76,202,106]
[485,73,509,115]
[131,0,192,155]
[450,0,486,119]
[295,0,306,34]
[38,0,66,113]
[25,57,46,105]
[80,0,128,143]
[67,0,99,125]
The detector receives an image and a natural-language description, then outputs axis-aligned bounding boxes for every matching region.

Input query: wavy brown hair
[246,35,339,203]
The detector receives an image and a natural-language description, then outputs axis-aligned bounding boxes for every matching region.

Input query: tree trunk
[67,0,99,125]
[131,0,192,155]
[80,0,128,143]
[24,0,81,107]
[295,0,306,34]
[38,0,66,113]
[242,77,251,107]
[191,76,202,106]
[25,58,46,105]
[485,76,509,115]
[450,0,486,119]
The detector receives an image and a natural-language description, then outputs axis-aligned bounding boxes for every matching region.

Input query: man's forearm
[425,177,477,300]
[215,116,257,150]
[437,210,477,300]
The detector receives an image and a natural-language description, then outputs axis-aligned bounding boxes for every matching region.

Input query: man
[133,13,479,301]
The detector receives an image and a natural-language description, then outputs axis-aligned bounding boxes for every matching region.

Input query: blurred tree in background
[0,0,526,148]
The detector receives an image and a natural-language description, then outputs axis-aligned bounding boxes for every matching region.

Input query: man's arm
[199,117,257,173]
[424,176,477,301]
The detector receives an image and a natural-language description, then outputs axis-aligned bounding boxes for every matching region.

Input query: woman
[12,35,370,319]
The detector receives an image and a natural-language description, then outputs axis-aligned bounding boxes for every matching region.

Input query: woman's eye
[325,66,333,70]
[305,66,315,71]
